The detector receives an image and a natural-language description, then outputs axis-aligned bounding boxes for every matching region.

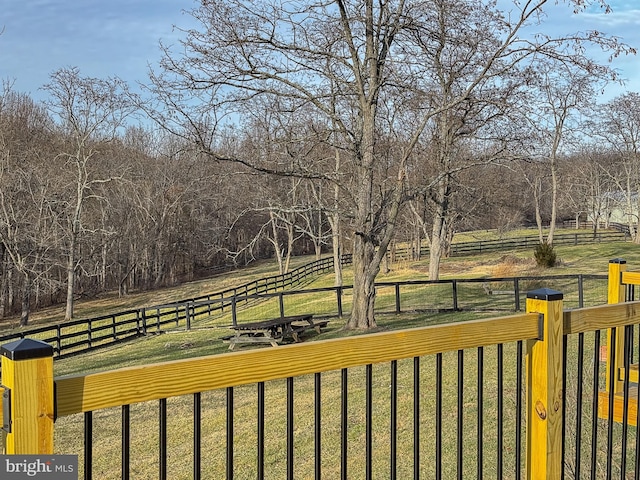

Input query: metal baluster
[227,387,234,480]
[366,364,373,480]
[436,353,443,480]
[391,360,397,480]
[477,346,484,480]
[315,372,322,480]
[574,334,585,480]
[85,411,93,480]
[258,382,265,480]
[122,405,130,480]
[590,331,601,479]
[457,350,463,480]
[414,356,420,480]
[159,398,167,480]
[341,368,348,480]
[287,377,294,480]
[497,344,503,480]
[194,393,201,480]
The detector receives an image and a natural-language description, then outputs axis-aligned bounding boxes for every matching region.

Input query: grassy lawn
[3,237,640,477]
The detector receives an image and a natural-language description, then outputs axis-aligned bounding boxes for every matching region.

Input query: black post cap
[526,288,563,301]
[610,258,627,264]
[1,338,54,361]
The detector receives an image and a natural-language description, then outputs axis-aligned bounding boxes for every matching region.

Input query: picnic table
[223,314,328,350]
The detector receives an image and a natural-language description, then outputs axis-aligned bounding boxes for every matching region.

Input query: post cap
[1,338,54,360]
[526,288,563,301]
[610,258,627,264]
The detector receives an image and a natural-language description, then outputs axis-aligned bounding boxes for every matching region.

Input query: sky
[0,0,639,104]
[0,0,196,101]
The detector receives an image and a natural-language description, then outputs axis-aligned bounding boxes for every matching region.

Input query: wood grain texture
[619,364,639,384]
[622,271,640,286]
[1,356,54,454]
[598,388,638,426]
[526,296,564,480]
[55,312,540,417]
[608,261,627,396]
[563,302,640,335]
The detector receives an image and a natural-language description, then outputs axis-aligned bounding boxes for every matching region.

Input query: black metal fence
[58,308,640,479]
[7,270,640,478]
[74,346,529,479]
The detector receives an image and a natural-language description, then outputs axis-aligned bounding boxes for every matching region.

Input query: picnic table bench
[223,314,328,350]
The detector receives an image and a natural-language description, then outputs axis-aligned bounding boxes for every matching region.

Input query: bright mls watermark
[0,455,78,479]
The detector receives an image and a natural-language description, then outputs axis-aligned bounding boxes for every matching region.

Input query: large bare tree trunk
[20,272,31,327]
[347,106,380,329]
[429,211,446,281]
[0,244,6,318]
[349,234,379,329]
[65,194,82,320]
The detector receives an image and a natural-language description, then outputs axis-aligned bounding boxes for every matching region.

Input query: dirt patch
[407,253,539,278]
[490,255,537,278]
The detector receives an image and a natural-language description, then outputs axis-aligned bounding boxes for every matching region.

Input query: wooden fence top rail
[563,301,640,335]
[54,312,540,417]
[622,271,640,286]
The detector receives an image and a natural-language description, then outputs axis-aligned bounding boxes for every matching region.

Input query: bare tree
[593,93,640,243]
[522,61,602,246]
[146,0,630,328]
[560,147,615,236]
[43,67,133,320]
[0,88,57,325]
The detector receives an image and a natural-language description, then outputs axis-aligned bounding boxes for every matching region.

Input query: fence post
[278,293,285,318]
[577,274,584,308]
[231,296,238,327]
[394,284,401,314]
[452,280,459,311]
[141,308,147,335]
[606,258,626,395]
[525,288,563,480]
[1,338,54,454]
[336,287,343,318]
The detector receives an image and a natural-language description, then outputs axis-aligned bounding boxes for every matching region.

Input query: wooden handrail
[54,312,540,417]
[563,301,640,335]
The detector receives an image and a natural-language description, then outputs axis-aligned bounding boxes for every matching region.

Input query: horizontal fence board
[54,312,540,416]
[563,301,640,334]
[622,271,640,286]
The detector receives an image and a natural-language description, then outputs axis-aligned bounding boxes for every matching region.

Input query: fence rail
[0,271,608,360]
[4,270,640,478]
[449,230,628,256]
[0,227,625,359]
[390,227,629,260]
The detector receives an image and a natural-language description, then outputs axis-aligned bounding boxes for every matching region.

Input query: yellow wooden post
[606,258,626,395]
[526,288,563,480]
[1,338,54,454]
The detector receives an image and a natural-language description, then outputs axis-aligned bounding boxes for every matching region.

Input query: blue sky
[0,0,195,100]
[0,1,638,103]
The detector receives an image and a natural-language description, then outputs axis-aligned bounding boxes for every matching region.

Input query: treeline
[0,83,280,324]
[2,70,640,325]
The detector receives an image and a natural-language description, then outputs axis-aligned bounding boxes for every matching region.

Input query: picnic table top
[232,314,313,331]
